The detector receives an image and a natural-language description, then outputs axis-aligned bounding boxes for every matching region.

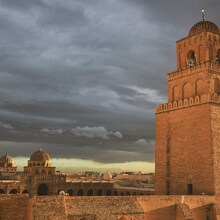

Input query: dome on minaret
[188,21,219,37]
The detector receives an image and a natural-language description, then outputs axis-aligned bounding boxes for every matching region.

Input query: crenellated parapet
[168,61,220,81]
[156,93,220,113]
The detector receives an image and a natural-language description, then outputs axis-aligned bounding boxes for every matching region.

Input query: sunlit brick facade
[155,20,220,195]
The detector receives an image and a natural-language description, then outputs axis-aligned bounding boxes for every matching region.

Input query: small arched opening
[198,44,205,63]
[114,190,118,196]
[106,190,111,196]
[97,189,103,196]
[183,83,192,99]
[22,190,29,194]
[209,45,213,61]
[195,79,203,96]
[67,189,73,196]
[87,189,93,196]
[9,189,18,194]
[0,189,5,194]
[216,49,220,63]
[172,86,179,101]
[77,189,83,196]
[187,50,196,66]
[213,78,220,94]
[37,183,48,196]
[187,184,193,195]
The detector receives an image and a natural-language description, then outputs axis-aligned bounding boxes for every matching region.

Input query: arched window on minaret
[215,49,220,63]
[195,79,203,96]
[172,86,179,101]
[187,50,196,66]
[183,83,192,99]
[198,45,205,63]
[179,52,183,69]
[209,45,213,61]
[213,78,220,94]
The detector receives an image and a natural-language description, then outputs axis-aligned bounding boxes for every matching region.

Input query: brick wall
[156,103,216,195]
[65,196,144,220]
[0,195,29,220]
[0,195,219,220]
[32,196,67,220]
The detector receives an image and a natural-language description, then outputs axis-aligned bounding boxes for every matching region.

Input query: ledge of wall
[156,93,220,114]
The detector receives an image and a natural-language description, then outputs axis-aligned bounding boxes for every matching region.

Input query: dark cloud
[37,4,88,27]
[0,0,46,10]
[0,0,219,167]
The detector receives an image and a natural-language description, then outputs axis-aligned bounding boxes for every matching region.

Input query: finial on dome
[201,8,205,21]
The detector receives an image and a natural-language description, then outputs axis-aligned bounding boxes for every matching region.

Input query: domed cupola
[188,21,219,37]
[28,149,51,167]
[30,150,51,162]
[176,16,220,69]
[24,149,56,175]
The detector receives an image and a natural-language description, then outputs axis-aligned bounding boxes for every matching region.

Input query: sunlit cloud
[0,121,14,129]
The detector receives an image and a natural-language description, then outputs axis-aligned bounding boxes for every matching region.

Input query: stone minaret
[155,20,220,195]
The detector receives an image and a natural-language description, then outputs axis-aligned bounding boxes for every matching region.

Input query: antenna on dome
[201,8,205,21]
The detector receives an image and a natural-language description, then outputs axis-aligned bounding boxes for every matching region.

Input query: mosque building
[0,150,150,196]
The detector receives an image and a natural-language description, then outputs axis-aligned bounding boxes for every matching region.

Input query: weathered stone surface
[65,196,144,220]
[32,196,67,220]
[0,195,219,220]
[0,195,29,220]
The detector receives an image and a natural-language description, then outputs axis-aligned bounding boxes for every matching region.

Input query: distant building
[115,172,155,184]
[0,154,17,173]
[0,150,150,196]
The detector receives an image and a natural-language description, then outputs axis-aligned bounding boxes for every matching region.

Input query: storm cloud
[0,0,219,169]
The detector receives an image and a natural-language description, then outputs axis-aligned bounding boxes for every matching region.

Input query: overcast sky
[0,0,219,172]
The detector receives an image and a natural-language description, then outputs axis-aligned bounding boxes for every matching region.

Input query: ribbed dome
[188,21,219,36]
[30,150,51,161]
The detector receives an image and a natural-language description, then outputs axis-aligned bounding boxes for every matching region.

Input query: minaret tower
[155,12,220,195]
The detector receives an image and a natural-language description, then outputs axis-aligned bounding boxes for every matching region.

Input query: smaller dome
[30,150,51,162]
[0,154,16,167]
[188,21,219,36]
[0,154,15,166]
